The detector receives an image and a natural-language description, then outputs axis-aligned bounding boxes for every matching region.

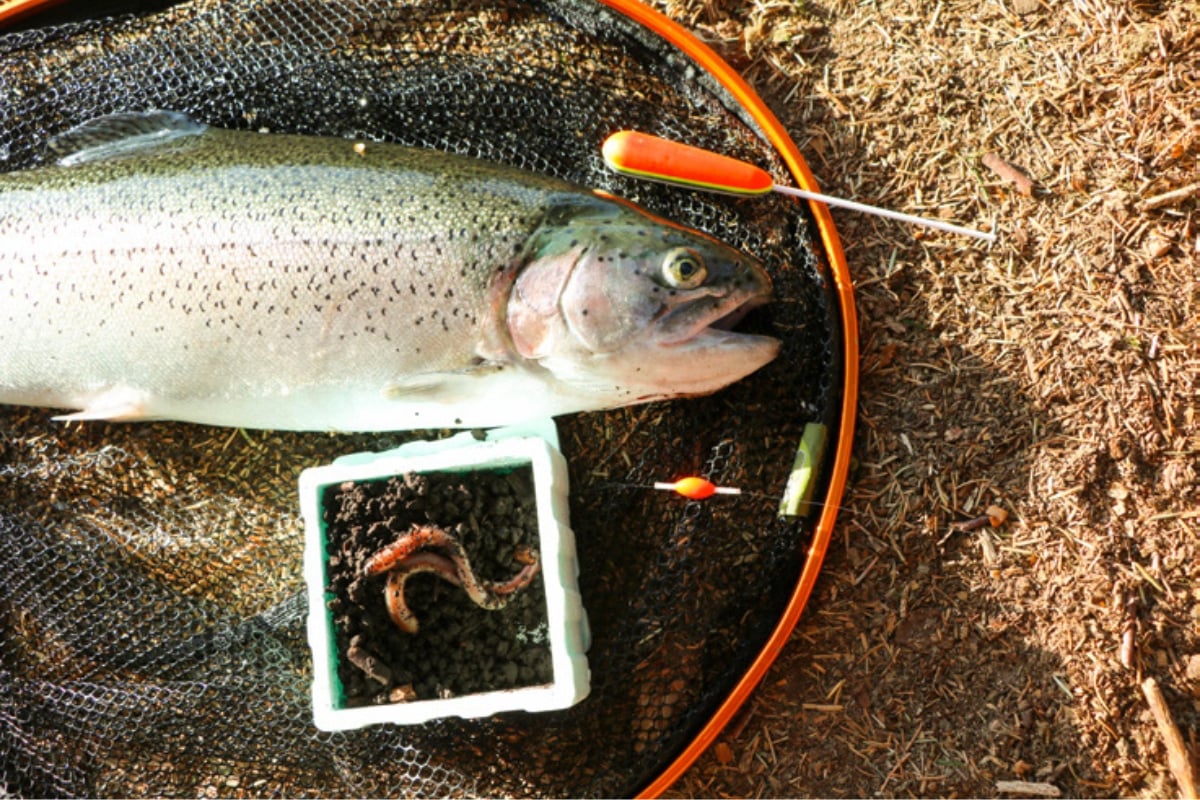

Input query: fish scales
[0,112,778,431]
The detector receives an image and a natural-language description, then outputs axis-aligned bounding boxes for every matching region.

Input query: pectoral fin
[382,364,507,403]
[52,389,153,422]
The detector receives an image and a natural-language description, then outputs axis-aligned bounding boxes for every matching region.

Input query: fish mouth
[658,290,776,352]
[641,289,780,397]
[708,294,770,333]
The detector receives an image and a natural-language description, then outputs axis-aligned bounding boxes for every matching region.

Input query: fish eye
[661,248,707,289]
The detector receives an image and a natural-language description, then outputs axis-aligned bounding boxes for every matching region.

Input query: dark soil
[321,466,552,707]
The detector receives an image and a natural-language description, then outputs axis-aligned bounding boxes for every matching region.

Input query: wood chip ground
[654,0,1200,796]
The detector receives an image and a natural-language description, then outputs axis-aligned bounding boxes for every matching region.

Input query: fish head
[507,195,780,406]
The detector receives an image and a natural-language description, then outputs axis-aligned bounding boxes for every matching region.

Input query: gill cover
[507,193,711,360]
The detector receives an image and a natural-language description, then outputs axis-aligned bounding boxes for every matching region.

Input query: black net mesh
[0,0,843,795]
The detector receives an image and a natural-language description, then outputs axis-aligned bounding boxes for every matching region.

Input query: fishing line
[588,476,854,517]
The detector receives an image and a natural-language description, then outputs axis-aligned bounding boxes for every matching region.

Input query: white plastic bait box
[299,422,590,731]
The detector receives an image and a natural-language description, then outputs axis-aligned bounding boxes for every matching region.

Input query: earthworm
[366,524,541,634]
[381,551,464,635]
[363,524,460,576]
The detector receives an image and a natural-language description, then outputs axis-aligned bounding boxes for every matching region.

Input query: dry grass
[650,0,1200,796]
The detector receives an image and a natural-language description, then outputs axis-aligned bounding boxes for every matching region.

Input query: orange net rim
[0,0,860,794]
[0,0,61,26]
[592,1,859,795]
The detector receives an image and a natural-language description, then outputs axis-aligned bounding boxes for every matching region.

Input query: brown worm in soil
[366,524,542,634]
[363,524,461,576]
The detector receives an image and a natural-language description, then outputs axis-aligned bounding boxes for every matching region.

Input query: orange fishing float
[603,131,774,195]
[653,477,742,500]
[603,130,996,242]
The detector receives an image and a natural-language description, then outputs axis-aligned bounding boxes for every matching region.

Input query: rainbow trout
[0,112,778,431]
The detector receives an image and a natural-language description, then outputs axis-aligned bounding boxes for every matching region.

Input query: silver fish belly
[0,112,778,431]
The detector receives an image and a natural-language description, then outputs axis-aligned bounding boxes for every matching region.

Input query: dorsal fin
[48,110,207,166]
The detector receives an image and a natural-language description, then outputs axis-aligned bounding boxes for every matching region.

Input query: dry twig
[1140,677,1198,800]
[1140,182,1200,211]
[996,779,1062,797]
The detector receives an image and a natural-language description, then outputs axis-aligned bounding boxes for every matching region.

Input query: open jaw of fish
[0,111,780,432]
